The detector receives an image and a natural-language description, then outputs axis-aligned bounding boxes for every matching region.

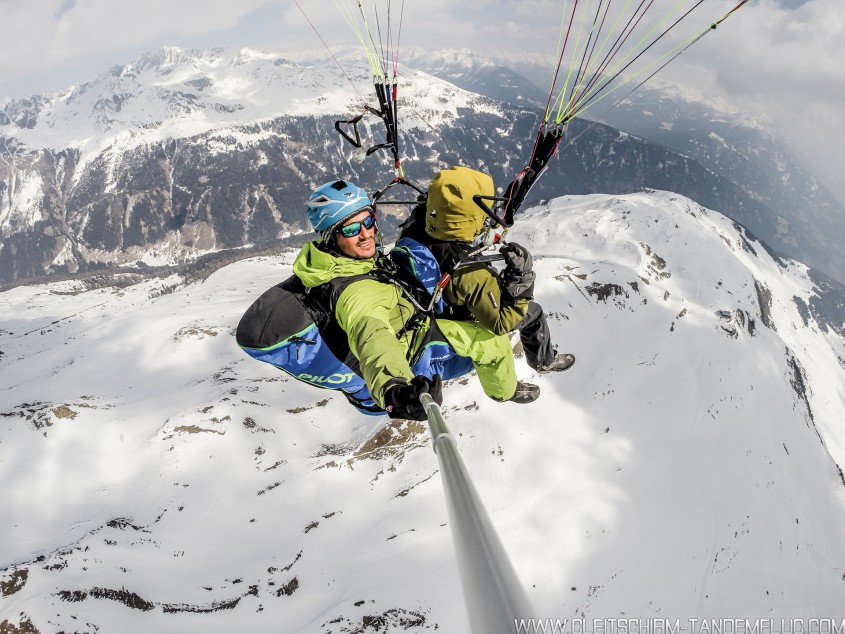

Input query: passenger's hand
[499,242,533,275]
[500,268,536,300]
[499,243,535,300]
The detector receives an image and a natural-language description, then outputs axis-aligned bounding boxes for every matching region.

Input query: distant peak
[404,47,497,70]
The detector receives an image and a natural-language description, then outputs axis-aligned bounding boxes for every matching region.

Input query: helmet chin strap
[320,231,347,258]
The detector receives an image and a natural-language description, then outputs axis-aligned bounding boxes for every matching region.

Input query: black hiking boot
[538,353,576,374]
[508,381,541,404]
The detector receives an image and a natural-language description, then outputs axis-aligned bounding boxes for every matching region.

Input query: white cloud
[667,0,845,203]
[0,0,275,95]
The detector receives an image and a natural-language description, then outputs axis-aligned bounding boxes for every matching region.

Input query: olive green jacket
[421,166,530,334]
[443,261,530,336]
[293,241,517,406]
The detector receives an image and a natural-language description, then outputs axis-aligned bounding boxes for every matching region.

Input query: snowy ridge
[7,44,837,290]
[1,191,844,631]
[0,46,504,249]
[0,45,500,162]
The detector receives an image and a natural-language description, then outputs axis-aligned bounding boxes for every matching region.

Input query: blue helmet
[306,180,373,234]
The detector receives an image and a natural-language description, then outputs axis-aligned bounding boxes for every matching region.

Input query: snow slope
[1,190,844,632]
[1,46,501,174]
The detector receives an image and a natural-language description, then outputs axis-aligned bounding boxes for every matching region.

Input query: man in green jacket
[294,179,536,420]
[399,166,575,396]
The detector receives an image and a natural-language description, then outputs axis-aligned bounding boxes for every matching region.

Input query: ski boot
[508,381,541,404]
[538,353,576,373]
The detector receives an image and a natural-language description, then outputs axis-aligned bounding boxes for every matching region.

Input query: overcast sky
[1,0,842,205]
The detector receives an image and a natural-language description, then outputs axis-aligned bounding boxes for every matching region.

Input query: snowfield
[2,190,844,632]
[0,47,498,189]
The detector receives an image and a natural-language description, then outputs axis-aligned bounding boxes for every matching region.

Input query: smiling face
[335,209,377,259]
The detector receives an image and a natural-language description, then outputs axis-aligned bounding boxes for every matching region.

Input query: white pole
[420,392,533,634]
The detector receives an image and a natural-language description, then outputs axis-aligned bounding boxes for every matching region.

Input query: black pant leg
[515,301,556,370]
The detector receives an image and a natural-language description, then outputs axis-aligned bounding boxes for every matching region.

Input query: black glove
[500,242,533,275]
[383,374,443,421]
[499,242,535,300]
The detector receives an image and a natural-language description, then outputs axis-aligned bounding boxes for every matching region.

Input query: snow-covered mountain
[402,47,547,109]
[0,45,525,282]
[2,190,844,632]
[411,51,845,287]
[590,82,845,282]
[0,46,792,287]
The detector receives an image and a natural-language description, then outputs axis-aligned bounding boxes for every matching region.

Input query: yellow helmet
[425,166,494,242]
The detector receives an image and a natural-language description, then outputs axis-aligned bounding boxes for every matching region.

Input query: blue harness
[237,266,473,416]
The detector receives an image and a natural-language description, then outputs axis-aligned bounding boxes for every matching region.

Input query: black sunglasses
[336,211,376,238]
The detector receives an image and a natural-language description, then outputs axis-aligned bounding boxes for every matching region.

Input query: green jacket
[293,241,517,406]
[420,166,530,334]
[443,261,530,336]
[397,192,530,336]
